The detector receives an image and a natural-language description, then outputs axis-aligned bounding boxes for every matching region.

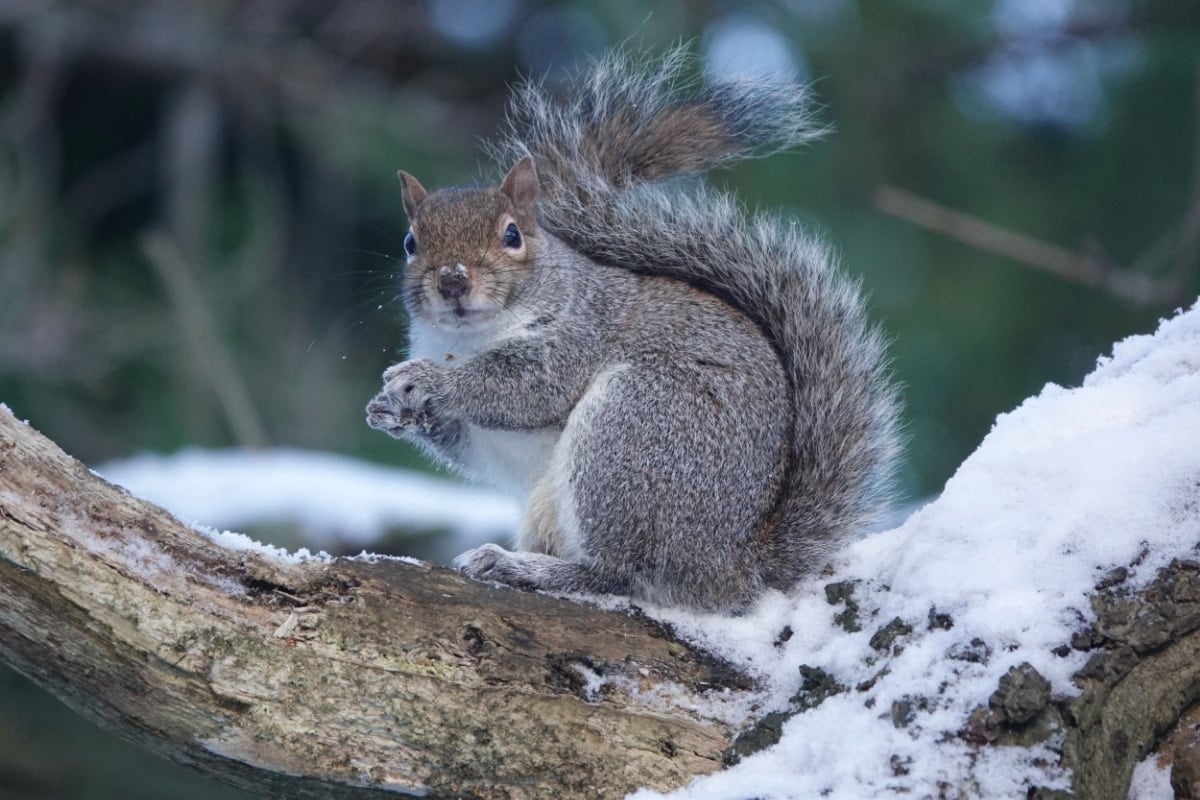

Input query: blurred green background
[1,0,1198,796]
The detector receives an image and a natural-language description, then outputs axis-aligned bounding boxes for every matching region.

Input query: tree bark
[946,558,1200,799]
[4,404,1200,799]
[0,410,752,800]
[1061,558,1200,799]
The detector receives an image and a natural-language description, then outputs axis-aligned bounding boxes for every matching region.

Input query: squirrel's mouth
[431,303,497,329]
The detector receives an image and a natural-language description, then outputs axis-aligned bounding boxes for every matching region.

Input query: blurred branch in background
[875,58,1200,310]
[0,0,489,465]
[141,231,267,448]
[874,184,1194,309]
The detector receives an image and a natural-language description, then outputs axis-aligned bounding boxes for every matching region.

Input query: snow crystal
[633,301,1200,798]
[190,523,332,564]
[0,402,29,424]
[348,551,425,567]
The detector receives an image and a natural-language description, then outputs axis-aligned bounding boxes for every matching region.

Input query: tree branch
[1056,559,1200,798]
[0,408,750,799]
[875,62,1200,310]
[874,185,1191,308]
[141,231,269,448]
[3,385,1199,797]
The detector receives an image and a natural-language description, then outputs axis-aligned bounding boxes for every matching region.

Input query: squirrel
[366,49,901,612]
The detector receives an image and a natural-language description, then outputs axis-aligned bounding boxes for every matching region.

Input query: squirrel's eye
[502,222,522,250]
[403,231,418,258]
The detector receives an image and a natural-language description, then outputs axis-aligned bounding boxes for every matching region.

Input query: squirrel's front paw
[366,359,448,439]
[454,544,538,589]
[381,358,446,415]
[365,393,419,437]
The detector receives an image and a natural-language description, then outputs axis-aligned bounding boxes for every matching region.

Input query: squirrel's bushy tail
[488,49,901,581]
[491,47,824,191]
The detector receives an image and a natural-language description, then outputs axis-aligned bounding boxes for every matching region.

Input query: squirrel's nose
[436,265,470,301]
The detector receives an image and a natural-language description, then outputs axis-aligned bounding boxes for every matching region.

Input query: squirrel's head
[396,156,540,330]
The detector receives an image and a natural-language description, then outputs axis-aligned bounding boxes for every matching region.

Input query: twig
[0,34,65,309]
[877,61,1200,310]
[141,230,269,447]
[1170,61,1200,284]
[874,185,1189,308]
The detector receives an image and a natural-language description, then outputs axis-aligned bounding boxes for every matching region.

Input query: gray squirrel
[366,49,901,612]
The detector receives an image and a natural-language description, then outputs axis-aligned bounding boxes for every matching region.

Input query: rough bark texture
[1063,557,1200,799]
[4,405,1200,799]
[0,410,752,800]
[959,558,1200,799]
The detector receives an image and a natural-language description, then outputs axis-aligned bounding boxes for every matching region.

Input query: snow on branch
[633,300,1200,799]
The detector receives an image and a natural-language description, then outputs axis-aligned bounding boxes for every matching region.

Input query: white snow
[189,522,332,564]
[629,301,1200,798]
[0,402,29,424]
[1127,754,1174,800]
[95,447,519,553]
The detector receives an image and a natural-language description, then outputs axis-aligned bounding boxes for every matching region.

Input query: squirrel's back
[486,49,901,583]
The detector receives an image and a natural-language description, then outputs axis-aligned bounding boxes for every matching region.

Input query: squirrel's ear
[396,170,428,220]
[500,155,538,228]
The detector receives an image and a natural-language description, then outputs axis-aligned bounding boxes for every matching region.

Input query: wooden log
[0,409,752,799]
[6,401,1200,798]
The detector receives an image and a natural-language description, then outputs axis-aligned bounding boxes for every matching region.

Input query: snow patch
[348,551,425,567]
[0,402,29,424]
[95,448,519,552]
[1127,754,1173,799]
[190,523,332,564]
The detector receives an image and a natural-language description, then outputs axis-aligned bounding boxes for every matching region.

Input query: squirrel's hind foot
[454,544,616,597]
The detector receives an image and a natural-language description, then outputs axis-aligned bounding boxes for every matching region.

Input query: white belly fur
[408,313,559,498]
[517,364,629,559]
[460,425,560,498]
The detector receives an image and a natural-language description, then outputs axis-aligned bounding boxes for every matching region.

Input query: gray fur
[367,49,901,611]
